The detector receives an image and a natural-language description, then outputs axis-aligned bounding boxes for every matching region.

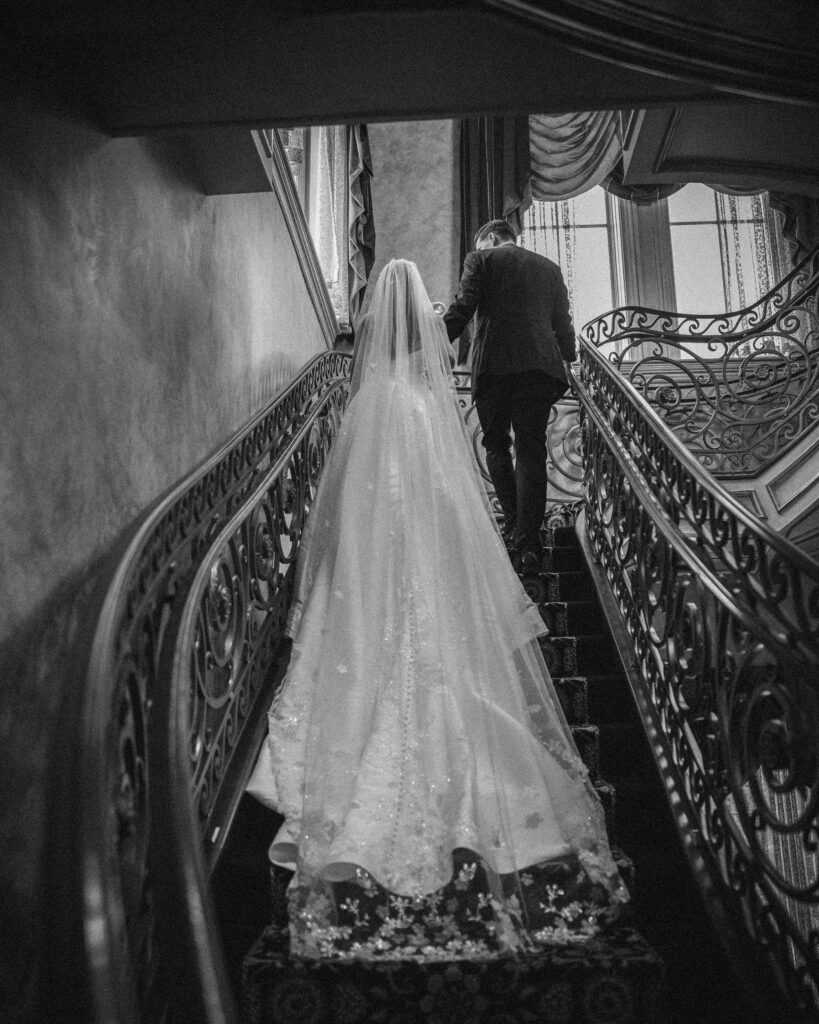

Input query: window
[279,126,352,329]
[280,127,309,203]
[667,185,780,313]
[520,188,622,331]
[521,184,787,334]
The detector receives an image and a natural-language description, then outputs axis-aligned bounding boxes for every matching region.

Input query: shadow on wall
[0,537,124,1024]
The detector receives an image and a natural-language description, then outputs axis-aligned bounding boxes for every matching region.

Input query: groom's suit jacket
[443,244,577,399]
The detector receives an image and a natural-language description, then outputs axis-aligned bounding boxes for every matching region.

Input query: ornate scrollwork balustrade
[583,246,819,478]
[574,337,819,1019]
[75,351,351,1024]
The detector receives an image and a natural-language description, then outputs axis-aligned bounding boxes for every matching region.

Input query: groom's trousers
[475,370,566,557]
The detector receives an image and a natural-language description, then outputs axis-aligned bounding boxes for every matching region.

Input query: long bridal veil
[248,260,627,957]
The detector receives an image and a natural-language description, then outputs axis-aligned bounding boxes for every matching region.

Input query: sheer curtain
[519,188,617,332]
[282,125,376,333]
[520,186,786,329]
[314,126,351,326]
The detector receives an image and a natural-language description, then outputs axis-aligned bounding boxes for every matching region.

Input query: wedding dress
[247,259,628,958]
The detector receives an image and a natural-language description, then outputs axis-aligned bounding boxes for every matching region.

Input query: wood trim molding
[766,432,819,514]
[484,0,819,105]
[784,496,819,558]
[252,129,338,349]
[615,197,676,311]
[652,107,682,175]
[729,488,767,520]
[656,156,819,194]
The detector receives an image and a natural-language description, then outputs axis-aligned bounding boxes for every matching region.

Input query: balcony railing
[583,246,819,478]
[573,336,819,1020]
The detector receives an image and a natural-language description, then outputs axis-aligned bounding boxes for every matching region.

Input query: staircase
[230,504,681,1024]
[61,346,802,1024]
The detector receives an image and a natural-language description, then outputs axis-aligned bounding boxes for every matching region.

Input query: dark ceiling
[4,0,819,134]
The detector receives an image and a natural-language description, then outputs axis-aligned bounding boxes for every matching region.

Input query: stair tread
[242,919,665,1024]
[244,920,661,966]
[539,600,598,610]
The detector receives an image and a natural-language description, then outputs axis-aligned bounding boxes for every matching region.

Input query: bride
[248,259,627,958]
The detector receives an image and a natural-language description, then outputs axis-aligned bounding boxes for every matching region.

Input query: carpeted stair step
[597,722,655,783]
[540,544,585,574]
[542,522,582,549]
[608,775,673,851]
[584,674,641,726]
[594,777,617,841]
[573,635,619,675]
[540,635,620,677]
[570,723,600,779]
[553,674,589,724]
[525,570,597,604]
[540,636,581,677]
[558,675,637,729]
[538,599,603,636]
[242,924,665,1024]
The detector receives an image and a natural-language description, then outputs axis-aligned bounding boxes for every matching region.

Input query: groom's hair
[474,219,517,246]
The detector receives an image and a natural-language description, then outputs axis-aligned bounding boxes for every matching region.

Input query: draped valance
[528,111,622,201]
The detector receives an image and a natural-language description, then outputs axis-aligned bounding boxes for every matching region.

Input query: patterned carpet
[242,922,663,1024]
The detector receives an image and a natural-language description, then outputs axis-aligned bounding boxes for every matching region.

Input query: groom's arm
[443,251,482,343]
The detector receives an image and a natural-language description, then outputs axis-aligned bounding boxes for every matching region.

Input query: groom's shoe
[518,550,542,576]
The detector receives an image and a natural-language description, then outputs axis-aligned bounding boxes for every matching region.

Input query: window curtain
[768,191,819,265]
[314,126,350,325]
[348,124,376,327]
[314,125,376,332]
[457,116,531,364]
[713,191,775,311]
[459,116,532,266]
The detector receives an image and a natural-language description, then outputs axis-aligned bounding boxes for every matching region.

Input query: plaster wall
[366,120,461,311]
[0,99,325,1020]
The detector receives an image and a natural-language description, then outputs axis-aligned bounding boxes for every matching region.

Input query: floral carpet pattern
[242,922,663,1024]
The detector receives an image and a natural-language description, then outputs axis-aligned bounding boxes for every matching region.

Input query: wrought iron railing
[583,246,819,477]
[573,337,819,1020]
[55,329,818,1023]
[62,351,351,1024]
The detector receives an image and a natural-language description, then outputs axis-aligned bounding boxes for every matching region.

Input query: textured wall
[366,120,460,311]
[0,99,326,1021]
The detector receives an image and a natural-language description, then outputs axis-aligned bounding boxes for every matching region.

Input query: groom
[444,218,577,570]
